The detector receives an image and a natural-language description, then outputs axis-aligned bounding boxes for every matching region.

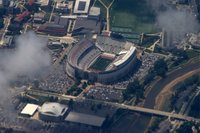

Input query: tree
[0,18,4,29]
[143,69,156,85]
[68,99,74,109]
[123,79,144,100]
[189,94,200,118]
[82,82,87,89]
[0,7,6,17]
[176,122,193,133]
[154,59,168,77]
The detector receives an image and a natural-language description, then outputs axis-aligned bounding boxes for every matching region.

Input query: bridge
[24,88,200,123]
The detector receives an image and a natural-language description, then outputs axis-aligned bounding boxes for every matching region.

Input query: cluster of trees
[170,74,200,112]
[144,58,168,86]
[176,122,200,133]
[66,80,88,96]
[123,79,144,100]
[196,0,200,22]
[123,59,168,101]
[170,48,189,66]
[0,7,6,29]
[66,83,82,96]
[189,94,200,118]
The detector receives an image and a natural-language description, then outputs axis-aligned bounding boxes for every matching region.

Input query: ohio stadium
[66,36,137,84]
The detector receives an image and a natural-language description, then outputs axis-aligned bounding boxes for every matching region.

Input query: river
[129,59,200,133]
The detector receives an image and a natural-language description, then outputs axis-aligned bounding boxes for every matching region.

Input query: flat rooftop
[89,7,100,16]
[73,17,101,34]
[65,112,105,127]
[21,103,39,116]
[36,0,50,6]
[74,0,91,14]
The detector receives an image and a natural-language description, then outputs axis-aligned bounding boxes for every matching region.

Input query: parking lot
[39,65,74,93]
[113,52,160,89]
[86,86,123,102]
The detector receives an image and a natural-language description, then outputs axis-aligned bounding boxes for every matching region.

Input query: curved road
[129,59,200,133]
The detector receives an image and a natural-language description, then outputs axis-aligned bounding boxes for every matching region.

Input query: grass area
[186,50,200,59]
[159,93,173,112]
[94,0,107,19]
[100,0,114,7]
[110,0,156,33]
[90,57,112,71]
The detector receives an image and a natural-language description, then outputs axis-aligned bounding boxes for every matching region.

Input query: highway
[24,88,200,123]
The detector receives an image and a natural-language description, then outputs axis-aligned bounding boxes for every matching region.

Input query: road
[25,88,200,123]
[49,1,57,22]
[0,17,11,45]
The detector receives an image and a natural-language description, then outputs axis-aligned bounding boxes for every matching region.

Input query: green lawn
[186,50,200,59]
[90,57,112,71]
[101,0,114,7]
[110,0,156,33]
[94,0,107,19]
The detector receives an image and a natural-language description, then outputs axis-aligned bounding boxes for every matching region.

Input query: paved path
[98,0,115,32]
[25,88,200,123]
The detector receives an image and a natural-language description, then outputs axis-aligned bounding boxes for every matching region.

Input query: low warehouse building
[38,102,69,122]
[65,112,105,127]
[20,103,39,117]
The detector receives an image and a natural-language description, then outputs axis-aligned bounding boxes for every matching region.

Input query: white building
[88,7,100,20]
[21,103,39,117]
[39,102,69,122]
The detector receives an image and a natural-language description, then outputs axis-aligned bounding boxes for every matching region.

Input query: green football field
[110,0,156,33]
[90,57,113,71]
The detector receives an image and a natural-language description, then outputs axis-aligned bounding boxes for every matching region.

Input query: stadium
[66,36,137,84]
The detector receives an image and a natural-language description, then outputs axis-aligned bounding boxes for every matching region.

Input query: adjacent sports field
[110,0,156,33]
[90,57,113,71]
[111,0,155,33]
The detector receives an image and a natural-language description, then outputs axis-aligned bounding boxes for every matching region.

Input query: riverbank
[155,68,200,110]
[129,58,200,133]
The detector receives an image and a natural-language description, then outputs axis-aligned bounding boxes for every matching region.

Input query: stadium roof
[74,0,91,14]
[113,46,136,67]
[39,102,68,117]
[65,112,105,127]
[21,103,39,116]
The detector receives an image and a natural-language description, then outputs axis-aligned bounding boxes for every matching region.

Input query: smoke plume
[0,31,51,118]
[147,0,199,47]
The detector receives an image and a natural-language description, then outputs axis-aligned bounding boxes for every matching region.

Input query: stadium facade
[66,37,137,84]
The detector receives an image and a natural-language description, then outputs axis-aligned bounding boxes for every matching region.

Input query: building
[14,11,31,23]
[0,0,10,7]
[88,7,100,20]
[33,12,45,24]
[38,102,69,122]
[20,103,39,117]
[72,17,101,35]
[53,16,69,27]
[36,0,51,10]
[65,112,105,127]
[55,2,69,13]
[37,23,67,36]
[73,0,91,14]
[1,35,14,48]
[66,38,137,84]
